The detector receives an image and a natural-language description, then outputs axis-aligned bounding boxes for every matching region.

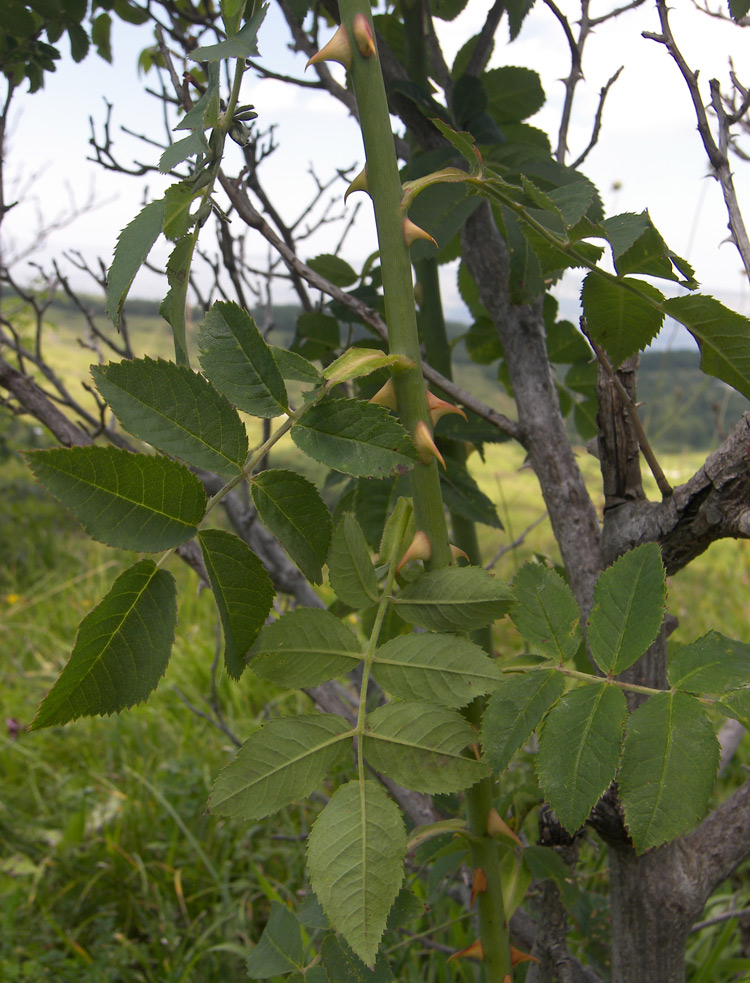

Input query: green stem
[337,6,511,979]
[339,0,451,569]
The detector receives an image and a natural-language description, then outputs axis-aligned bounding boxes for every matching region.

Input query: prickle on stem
[396,530,432,573]
[402,216,437,249]
[369,378,398,411]
[305,24,352,71]
[352,13,377,58]
[426,391,467,426]
[414,420,445,469]
[344,166,370,203]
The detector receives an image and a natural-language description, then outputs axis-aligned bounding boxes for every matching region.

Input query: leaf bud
[306,24,352,71]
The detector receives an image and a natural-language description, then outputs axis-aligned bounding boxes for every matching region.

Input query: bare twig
[646,0,750,283]
[581,319,673,498]
[484,512,549,569]
[571,66,624,168]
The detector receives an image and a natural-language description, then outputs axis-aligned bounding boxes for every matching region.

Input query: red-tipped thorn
[305,25,352,71]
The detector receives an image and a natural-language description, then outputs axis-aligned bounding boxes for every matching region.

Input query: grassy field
[2,303,750,981]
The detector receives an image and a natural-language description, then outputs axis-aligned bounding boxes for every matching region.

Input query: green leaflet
[668,631,750,693]
[245,901,305,978]
[248,608,362,688]
[328,514,380,609]
[270,345,321,384]
[619,692,719,853]
[439,455,503,529]
[392,565,514,632]
[163,182,197,240]
[159,131,209,173]
[600,211,687,282]
[26,446,206,552]
[371,633,501,707]
[482,670,565,773]
[292,399,419,478]
[581,274,665,367]
[31,560,176,728]
[720,688,750,728]
[307,253,358,287]
[363,702,487,793]
[307,781,406,968]
[106,197,164,329]
[251,469,332,584]
[323,348,406,387]
[210,713,352,821]
[191,2,267,59]
[664,294,750,400]
[198,529,275,680]
[198,300,288,417]
[511,562,581,662]
[587,543,666,676]
[537,684,627,833]
[92,357,248,478]
[321,935,396,983]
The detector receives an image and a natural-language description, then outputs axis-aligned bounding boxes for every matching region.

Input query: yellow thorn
[486,807,524,847]
[396,530,432,574]
[426,391,467,426]
[448,939,485,963]
[305,24,352,71]
[402,216,438,249]
[450,544,470,564]
[344,166,370,203]
[352,13,377,58]
[414,420,445,469]
[369,378,398,411]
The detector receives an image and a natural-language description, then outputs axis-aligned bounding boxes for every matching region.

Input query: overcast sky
[4,0,750,344]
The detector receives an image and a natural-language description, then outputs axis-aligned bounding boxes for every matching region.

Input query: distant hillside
[8,292,747,452]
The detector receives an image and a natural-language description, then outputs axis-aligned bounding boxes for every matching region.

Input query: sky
[3,0,750,345]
